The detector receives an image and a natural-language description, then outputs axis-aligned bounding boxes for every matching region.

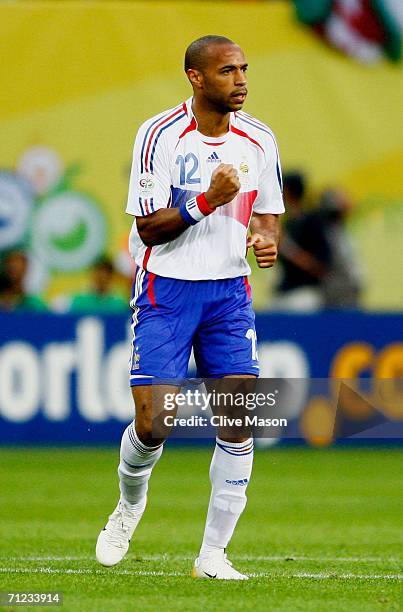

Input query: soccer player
[96,35,284,580]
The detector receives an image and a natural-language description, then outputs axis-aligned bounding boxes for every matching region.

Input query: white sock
[118,422,163,510]
[199,438,254,558]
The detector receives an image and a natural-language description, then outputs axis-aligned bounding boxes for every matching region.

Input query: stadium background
[0,0,402,445]
[0,0,402,309]
[0,2,402,608]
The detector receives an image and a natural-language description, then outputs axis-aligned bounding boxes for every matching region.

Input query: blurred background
[0,0,402,446]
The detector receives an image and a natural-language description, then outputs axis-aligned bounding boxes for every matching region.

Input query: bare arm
[135,164,240,247]
[248,212,281,268]
[136,209,188,247]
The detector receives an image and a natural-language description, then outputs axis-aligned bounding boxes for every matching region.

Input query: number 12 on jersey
[176,153,201,185]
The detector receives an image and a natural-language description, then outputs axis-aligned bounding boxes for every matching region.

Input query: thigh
[129,270,200,386]
[194,277,260,377]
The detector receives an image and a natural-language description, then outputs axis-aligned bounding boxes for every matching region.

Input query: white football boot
[192,549,249,580]
[96,499,145,567]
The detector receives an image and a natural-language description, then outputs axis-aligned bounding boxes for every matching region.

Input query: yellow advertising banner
[0,1,402,308]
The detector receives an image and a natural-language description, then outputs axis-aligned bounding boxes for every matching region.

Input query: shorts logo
[139,173,155,196]
[132,352,140,370]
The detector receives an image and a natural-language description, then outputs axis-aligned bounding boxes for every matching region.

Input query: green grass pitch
[0,446,402,611]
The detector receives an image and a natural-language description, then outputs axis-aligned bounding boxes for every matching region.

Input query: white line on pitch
[1,555,401,564]
[238,555,403,563]
[281,572,403,581]
[0,567,182,577]
[0,567,401,580]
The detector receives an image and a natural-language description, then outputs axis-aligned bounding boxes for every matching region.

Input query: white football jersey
[126,97,284,280]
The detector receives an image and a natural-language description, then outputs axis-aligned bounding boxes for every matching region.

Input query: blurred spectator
[57,256,128,314]
[0,250,47,312]
[319,189,364,308]
[271,171,331,311]
[113,232,136,295]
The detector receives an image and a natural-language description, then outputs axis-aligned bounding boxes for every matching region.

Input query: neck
[191,97,231,137]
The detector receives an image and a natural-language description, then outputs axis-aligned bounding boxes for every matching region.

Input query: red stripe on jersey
[147,272,158,308]
[203,141,226,146]
[230,125,264,152]
[215,190,257,228]
[243,276,252,299]
[143,246,152,271]
[182,101,188,115]
[178,116,197,140]
[144,107,184,171]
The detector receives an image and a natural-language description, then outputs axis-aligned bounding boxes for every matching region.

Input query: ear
[186,68,203,90]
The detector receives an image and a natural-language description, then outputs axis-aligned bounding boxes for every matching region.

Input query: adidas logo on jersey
[206,152,221,163]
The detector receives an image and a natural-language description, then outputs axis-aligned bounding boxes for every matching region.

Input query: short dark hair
[184,35,235,71]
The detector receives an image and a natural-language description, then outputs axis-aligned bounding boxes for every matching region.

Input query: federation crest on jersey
[132,351,140,370]
[238,161,250,187]
[138,172,155,196]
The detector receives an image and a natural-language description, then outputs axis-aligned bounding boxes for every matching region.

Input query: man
[272,171,330,311]
[0,250,46,312]
[69,256,128,313]
[96,35,284,580]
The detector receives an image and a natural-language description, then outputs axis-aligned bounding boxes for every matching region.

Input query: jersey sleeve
[253,134,285,214]
[126,121,171,216]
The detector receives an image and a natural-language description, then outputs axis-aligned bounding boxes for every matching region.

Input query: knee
[134,417,165,447]
[132,386,173,445]
[134,400,169,446]
[131,396,155,444]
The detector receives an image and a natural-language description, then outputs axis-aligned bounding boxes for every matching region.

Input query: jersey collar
[183,97,235,143]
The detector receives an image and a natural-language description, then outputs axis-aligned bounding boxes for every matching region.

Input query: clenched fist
[205,163,240,209]
[247,233,278,268]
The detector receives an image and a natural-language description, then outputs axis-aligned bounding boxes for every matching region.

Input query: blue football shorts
[129,268,259,386]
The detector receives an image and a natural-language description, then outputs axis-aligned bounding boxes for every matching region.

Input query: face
[190,43,248,112]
